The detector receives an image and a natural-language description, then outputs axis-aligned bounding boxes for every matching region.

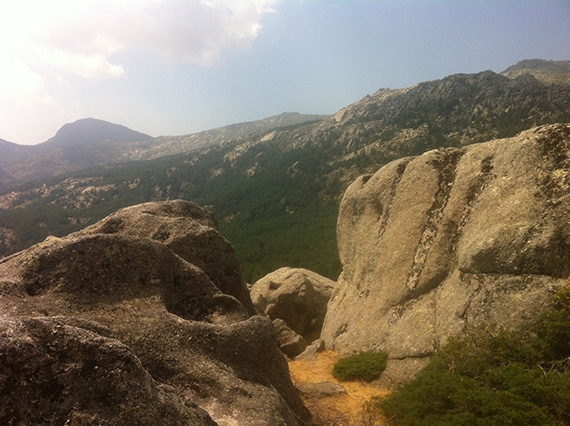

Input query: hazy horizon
[1,0,569,145]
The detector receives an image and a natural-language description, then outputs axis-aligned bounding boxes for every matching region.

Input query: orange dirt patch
[288,351,390,426]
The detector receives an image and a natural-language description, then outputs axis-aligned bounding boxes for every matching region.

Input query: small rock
[295,339,325,361]
[273,318,308,358]
[297,382,347,399]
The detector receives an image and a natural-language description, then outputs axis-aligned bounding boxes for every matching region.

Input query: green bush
[332,350,388,382]
[373,286,570,426]
[534,285,570,360]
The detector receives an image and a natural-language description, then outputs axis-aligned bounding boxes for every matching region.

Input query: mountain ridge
[1,59,569,282]
[501,58,570,85]
[0,113,325,190]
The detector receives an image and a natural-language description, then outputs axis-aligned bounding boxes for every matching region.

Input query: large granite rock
[251,267,335,343]
[321,124,570,384]
[0,316,218,426]
[75,200,255,315]
[0,201,310,425]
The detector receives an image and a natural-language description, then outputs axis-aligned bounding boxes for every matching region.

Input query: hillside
[502,58,570,85]
[0,113,324,192]
[1,60,569,282]
[0,138,35,167]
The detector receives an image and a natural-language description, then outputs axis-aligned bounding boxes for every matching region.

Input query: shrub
[534,285,570,360]
[373,286,570,426]
[332,350,388,382]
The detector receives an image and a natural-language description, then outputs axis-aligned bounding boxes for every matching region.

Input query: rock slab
[321,124,570,384]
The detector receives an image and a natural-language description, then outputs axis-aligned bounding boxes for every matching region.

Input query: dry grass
[288,351,390,426]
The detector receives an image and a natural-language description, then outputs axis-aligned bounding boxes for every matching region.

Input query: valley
[0,59,569,426]
[1,60,569,283]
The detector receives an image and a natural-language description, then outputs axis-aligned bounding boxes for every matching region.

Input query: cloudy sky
[1,0,569,145]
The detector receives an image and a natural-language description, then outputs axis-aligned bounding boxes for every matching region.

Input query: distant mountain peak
[502,59,570,73]
[501,59,570,86]
[39,118,153,151]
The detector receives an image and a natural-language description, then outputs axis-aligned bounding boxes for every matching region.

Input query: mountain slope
[1,62,569,282]
[502,58,570,85]
[0,138,35,167]
[114,112,326,162]
[0,113,325,192]
[35,118,153,152]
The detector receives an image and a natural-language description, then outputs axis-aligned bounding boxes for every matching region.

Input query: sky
[1,0,569,145]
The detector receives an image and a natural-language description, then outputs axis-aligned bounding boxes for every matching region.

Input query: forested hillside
[1,62,570,283]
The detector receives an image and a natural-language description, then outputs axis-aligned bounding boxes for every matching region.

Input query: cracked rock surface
[321,124,570,385]
[0,200,310,426]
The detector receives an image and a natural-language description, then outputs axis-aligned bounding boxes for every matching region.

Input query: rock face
[321,124,570,384]
[251,267,336,343]
[75,200,256,315]
[0,316,217,426]
[0,201,310,425]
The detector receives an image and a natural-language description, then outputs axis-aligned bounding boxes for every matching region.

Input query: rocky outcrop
[75,200,255,315]
[0,201,310,425]
[251,267,335,343]
[321,124,570,384]
[0,316,218,426]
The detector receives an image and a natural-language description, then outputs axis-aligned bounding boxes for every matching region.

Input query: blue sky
[1,0,569,145]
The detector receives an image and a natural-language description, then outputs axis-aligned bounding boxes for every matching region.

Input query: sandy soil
[288,351,390,425]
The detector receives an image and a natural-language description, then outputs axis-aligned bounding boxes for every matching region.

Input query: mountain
[0,113,324,192]
[0,138,35,168]
[111,112,326,162]
[502,58,570,86]
[0,119,152,189]
[1,61,569,282]
[34,118,153,152]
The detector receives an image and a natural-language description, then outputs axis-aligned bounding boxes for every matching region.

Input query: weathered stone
[273,318,308,358]
[297,382,347,399]
[0,316,217,426]
[75,200,255,315]
[0,202,311,426]
[251,267,335,342]
[321,124,570,384]
[295,339,326,361]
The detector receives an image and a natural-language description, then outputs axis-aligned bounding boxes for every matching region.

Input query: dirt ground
[288,351,390,426]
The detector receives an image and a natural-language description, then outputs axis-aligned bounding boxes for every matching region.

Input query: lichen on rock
[321,124,570,386]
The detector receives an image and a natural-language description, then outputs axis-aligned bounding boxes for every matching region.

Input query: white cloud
[0,0,277,143]
[0,57,44,98]
[1,0,278,82]
[115,0,278,65]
